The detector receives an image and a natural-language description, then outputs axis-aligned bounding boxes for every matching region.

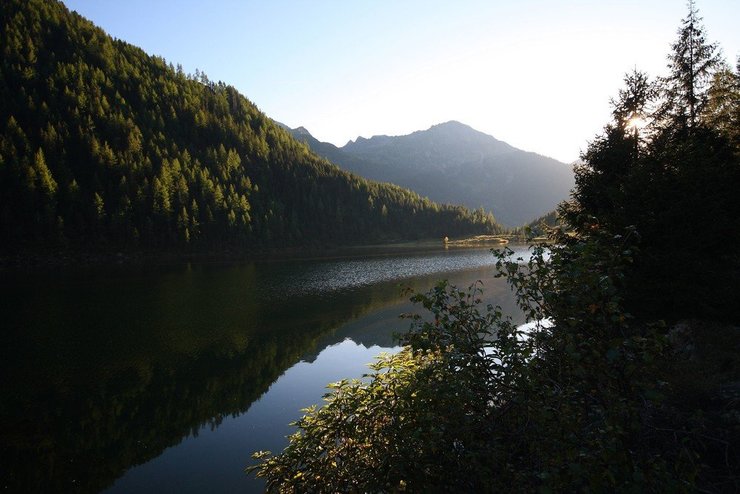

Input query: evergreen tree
[658,0,722,133]
[567,69,653,232]
[703,59,740,146]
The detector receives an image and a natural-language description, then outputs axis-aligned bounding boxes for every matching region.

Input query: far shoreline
[0,234,528,271]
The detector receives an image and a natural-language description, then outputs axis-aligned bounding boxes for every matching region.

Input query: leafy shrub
[250,228,694,492]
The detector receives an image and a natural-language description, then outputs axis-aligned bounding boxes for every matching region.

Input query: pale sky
[63,0,739,163]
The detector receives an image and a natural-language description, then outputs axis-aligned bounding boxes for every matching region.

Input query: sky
[62,0,740,163]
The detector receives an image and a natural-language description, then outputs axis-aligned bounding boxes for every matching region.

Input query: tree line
[562,1,739,321]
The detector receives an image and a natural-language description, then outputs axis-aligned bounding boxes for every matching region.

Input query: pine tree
[659,0,722,133]
[33,148,57,197]
[703,59,740,146]
[612,69,654,132]
[565,69,653,232]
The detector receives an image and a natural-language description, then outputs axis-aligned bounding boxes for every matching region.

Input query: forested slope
[0,0,500,255]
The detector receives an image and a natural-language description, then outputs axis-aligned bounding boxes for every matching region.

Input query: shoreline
[0,234,524,271]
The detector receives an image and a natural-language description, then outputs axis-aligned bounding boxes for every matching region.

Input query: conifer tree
[659,0,722,133]
[703,59,740,146]
[33,148,57,197]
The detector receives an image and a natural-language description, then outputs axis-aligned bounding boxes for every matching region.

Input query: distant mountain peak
[333,122,574,226]
[292,126,313,137]
[342,121,512,156]
[423,121,504,143]
[348,121,474,145]
[288,120,575,226]
[431,120,470,130]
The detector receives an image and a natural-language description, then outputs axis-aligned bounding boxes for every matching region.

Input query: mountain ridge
[288,121,574,226]
[344,121,513,154]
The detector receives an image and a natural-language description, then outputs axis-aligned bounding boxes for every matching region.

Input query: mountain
[289,122,574,227]
[0,0,501,256]
[279,123,375,177]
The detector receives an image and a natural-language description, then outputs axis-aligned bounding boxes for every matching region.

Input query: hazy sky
[63,0,739,163]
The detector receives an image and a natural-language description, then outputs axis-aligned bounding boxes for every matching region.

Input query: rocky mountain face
[289,121,574,227]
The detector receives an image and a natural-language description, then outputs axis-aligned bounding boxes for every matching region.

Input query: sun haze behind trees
[563,0,740,322]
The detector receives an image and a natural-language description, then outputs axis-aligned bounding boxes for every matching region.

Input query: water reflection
[107,339,403,494]
[0,247,523,493]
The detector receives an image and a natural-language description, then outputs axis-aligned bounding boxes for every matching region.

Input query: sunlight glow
[626,116,646,130]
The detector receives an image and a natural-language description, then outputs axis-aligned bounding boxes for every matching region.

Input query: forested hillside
[511,209,560,237]
[0,0,500,256]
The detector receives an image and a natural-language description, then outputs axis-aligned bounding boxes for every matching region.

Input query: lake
[0,245,529,493]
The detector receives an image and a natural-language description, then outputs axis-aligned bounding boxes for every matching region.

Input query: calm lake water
[0,245,529,493]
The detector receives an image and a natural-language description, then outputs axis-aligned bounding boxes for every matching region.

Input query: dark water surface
[0,245,528,493]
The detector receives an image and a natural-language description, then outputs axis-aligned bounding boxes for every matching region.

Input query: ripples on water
[269,246,533,297]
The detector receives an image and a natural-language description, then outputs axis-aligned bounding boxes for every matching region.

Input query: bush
[249,228,696,492]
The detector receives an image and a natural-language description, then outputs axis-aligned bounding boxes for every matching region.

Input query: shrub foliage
[250,229,693,492]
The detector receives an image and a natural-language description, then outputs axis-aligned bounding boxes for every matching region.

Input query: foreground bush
[249,229,695,492]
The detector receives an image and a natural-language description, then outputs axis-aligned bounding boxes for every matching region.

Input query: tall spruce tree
[659,0,722,133]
